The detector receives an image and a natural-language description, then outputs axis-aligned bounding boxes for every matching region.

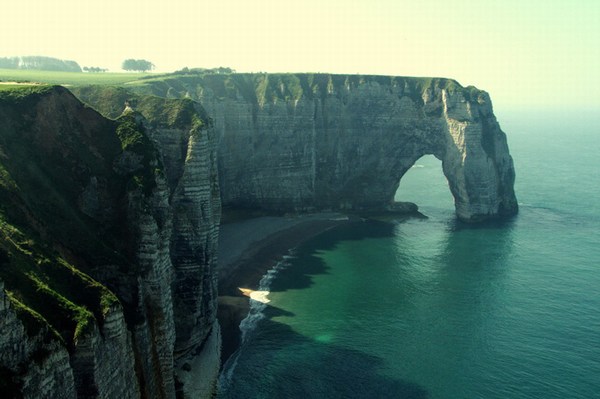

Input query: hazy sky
[2,0,599,108]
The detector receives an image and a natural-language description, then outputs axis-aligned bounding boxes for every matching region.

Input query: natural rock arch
[202,76,517,222]
[111,73,518,222]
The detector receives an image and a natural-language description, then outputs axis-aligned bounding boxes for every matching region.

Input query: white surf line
[218,252,295,390]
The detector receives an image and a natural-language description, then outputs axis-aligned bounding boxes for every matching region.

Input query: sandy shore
[217,212,355,362]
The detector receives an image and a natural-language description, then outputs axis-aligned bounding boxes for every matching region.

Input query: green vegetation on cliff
[0,208,117,347]
[115,112,164,195]
[70,85,209,130]
[120,70,484,110]
[0,84,53,97]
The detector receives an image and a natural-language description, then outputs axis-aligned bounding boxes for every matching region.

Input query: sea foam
[218,252,295,389]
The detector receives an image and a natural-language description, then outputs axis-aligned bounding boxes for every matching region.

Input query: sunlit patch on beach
[238,287,271,304]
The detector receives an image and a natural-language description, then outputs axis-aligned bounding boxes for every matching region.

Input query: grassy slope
[70,85,208,127]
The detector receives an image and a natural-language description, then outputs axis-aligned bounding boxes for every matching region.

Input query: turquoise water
[218,110,600,398]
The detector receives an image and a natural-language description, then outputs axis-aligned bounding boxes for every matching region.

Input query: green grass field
[0,83,40,91]
[0,68,153,87]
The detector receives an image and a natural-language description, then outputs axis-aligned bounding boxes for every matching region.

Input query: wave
[240,252,295,340]
[238,289,271,304]
[218,251,295,390]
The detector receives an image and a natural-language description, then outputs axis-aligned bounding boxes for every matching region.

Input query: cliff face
[71,86,222,358]
[0,280,75,398]
[131,73,517,221]
[0,86,220,398]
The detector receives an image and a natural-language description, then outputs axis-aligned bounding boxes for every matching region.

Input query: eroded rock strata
[0,86,220,398]
[127,73,517,221]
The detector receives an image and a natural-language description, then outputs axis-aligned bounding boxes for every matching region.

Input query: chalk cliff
[129,73,517,221]
[0,86,220,398]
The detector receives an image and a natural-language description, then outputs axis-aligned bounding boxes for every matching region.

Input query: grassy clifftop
[1,68,487,108]
[124,71,487,106]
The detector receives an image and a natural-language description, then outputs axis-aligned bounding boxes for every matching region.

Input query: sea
[218,108,600,398]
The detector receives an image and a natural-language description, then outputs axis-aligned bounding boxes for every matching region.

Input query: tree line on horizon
[0,55,155,73]
[1,55,237,75]
[0,56,82,72]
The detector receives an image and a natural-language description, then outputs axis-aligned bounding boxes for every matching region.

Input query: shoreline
[216,213,356,363]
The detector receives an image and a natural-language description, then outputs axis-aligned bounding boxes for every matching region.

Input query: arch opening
[394,155,455,218]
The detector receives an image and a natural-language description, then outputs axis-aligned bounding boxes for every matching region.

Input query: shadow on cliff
[219,314,429,399]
